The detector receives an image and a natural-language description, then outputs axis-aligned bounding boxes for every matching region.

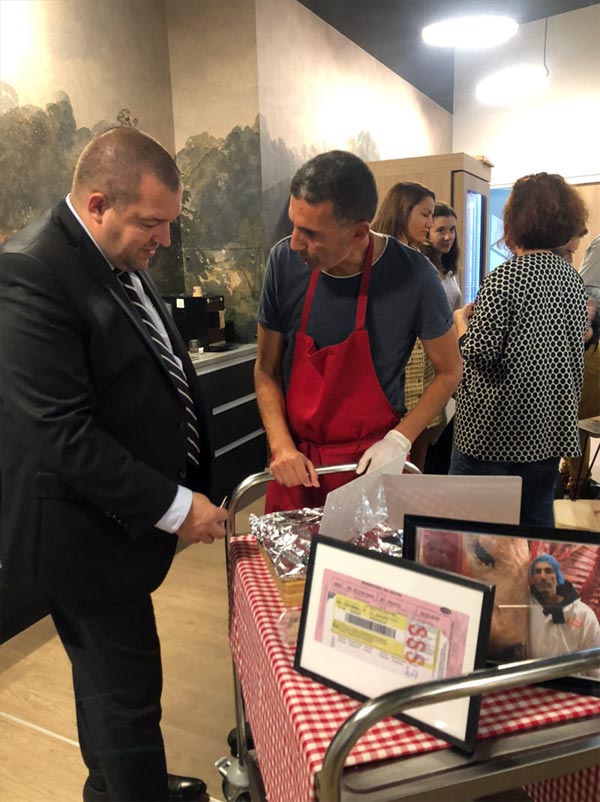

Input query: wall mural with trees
[0,81,390,345]
[1,0,451,347]
[175,116,382,342]
[176,117,266,343]
[0,86,85,239]
[0,85,184,295]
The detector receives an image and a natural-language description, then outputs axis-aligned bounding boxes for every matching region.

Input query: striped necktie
[117,270,200,468]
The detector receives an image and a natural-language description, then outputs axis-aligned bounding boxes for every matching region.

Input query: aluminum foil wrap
[250,507,402,581]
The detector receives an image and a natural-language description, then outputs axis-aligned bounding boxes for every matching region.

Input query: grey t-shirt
[256,235,453,414]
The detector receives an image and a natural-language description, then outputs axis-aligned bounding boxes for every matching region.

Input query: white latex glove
[356,430,411,475]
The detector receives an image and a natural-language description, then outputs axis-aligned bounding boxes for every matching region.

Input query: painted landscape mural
[176,116,383,342]
[0,84,384,342]
[0,86,87,239]
[176,118,265,342]
[0,86,184,294]
[0,0,451,344]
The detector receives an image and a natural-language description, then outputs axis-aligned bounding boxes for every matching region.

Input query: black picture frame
[294,534,495,753]
[403,515,600,695]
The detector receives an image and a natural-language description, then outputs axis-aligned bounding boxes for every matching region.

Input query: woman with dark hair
[451,173,588,526]
[372,181,435,247]
[421,202,462,311]
[372,182,443,471]
[420,203,462,474]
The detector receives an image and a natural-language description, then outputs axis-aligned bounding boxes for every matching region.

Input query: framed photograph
[403,515,600,694]
[294,534,495,753]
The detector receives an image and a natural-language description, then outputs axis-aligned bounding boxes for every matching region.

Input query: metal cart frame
[220,468,600,802]
[222,463,405,801]
[318,649,600,802]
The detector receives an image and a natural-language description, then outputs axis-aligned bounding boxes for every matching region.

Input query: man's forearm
[396,372,459,443]
[255,369,296,455]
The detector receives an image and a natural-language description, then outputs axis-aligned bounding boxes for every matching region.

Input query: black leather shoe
[167,774,208,801]
[83,774,207,801]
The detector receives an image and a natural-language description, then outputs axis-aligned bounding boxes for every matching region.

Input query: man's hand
[356,430,411,475]
[177,493,228,544]
[270,446,319,488]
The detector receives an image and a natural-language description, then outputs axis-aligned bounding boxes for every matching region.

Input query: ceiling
[298,1,598,111]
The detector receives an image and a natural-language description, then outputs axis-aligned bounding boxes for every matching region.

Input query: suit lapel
[54,201,186,399]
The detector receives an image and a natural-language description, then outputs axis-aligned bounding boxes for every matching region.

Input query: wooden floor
[0,539,235,802]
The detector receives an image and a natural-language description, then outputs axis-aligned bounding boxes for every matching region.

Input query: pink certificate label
[314,569,470,681]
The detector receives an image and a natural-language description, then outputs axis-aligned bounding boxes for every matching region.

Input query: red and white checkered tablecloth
[229,536,600,802]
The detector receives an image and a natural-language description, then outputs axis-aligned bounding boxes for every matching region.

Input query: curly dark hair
[372,181,435,244]
[420,202,460,276]
[503,173,588,251]
[290,150,378,225]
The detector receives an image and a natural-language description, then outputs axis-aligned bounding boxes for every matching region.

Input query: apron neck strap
[298,233,374,334]
[299,269,320,333]
[355,233,374,330]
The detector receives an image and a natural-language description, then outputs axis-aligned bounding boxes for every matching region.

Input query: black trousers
[49,594,169,801]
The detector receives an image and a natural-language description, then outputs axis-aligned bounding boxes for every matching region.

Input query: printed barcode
[345,613,396,638]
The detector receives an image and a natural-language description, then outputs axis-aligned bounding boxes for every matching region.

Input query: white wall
[452,5,600,186]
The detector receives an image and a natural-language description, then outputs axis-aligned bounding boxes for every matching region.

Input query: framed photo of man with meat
[403,516,600,692]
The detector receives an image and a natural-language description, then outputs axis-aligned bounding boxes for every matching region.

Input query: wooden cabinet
[369,153,492,299]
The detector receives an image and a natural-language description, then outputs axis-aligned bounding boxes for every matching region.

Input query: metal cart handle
[225,460,421,538]
[317,648,600,802]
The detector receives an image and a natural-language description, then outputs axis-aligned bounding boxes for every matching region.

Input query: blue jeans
[449,449,559,528]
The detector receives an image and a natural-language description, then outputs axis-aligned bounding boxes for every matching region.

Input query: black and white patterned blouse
[454,252,587,462]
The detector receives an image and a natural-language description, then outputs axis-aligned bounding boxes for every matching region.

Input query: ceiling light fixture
[422,15,518,50]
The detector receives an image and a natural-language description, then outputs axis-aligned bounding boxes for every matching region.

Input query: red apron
[265,235,400,513]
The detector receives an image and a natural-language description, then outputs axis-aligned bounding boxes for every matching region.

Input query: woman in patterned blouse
[450,173,588,527]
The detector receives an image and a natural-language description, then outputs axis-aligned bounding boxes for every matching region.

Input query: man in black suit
[0,128,228,801]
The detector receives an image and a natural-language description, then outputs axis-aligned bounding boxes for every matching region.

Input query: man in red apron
[255,151,462,513]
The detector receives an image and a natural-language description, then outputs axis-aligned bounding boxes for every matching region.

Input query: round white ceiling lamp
[422,15,519,49]
[475,64,549,106]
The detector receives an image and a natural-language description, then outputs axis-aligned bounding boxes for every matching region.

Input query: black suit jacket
[0,200,211,601]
